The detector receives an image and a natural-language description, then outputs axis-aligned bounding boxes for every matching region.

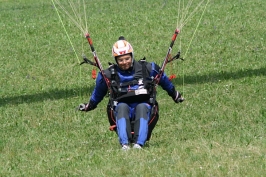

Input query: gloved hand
[172,91,184,103]
[77,100,97,111]
[78,103,88,111]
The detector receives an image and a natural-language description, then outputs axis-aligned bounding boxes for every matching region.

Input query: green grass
[1,0,265,176]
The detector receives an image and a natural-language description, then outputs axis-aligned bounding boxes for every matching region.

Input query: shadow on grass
[0,85,94,107]
[171,67,266,85]
[1,67,265,107]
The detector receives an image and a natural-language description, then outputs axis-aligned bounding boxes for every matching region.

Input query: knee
[136,103,150,112]
[135,103,150,119]
[116,103,129,112]
[116,103,130,119]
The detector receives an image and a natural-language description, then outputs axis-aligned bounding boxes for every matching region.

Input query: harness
[107,58,155,107]
[105,58,159,132]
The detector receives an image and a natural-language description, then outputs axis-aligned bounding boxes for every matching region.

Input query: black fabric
[86,99,97,111]
[147,101,159,140]
[133,61,144,80]
[168,86,177,98]
[105,60,156,104]
[107,103,116,130]
[169,87,184,103]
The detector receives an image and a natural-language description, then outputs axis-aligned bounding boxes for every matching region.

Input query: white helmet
[112,36,134,60]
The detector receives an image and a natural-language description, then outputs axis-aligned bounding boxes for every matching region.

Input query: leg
[115,103,132,145]
[134,103,151,146]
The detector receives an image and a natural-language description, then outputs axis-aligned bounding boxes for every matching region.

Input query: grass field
[1,0,265,176]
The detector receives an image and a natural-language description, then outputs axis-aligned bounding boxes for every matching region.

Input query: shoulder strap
[105,64,120,95]
[138,58,157,106]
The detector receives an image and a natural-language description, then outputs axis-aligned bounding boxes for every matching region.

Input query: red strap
[169,74,176,80]
[109,125,116,131]
[91,68,97,79]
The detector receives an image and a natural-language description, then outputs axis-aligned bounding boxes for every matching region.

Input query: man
[79,36,184,150]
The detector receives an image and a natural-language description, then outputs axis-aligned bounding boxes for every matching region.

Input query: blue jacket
[89,61,176,106]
